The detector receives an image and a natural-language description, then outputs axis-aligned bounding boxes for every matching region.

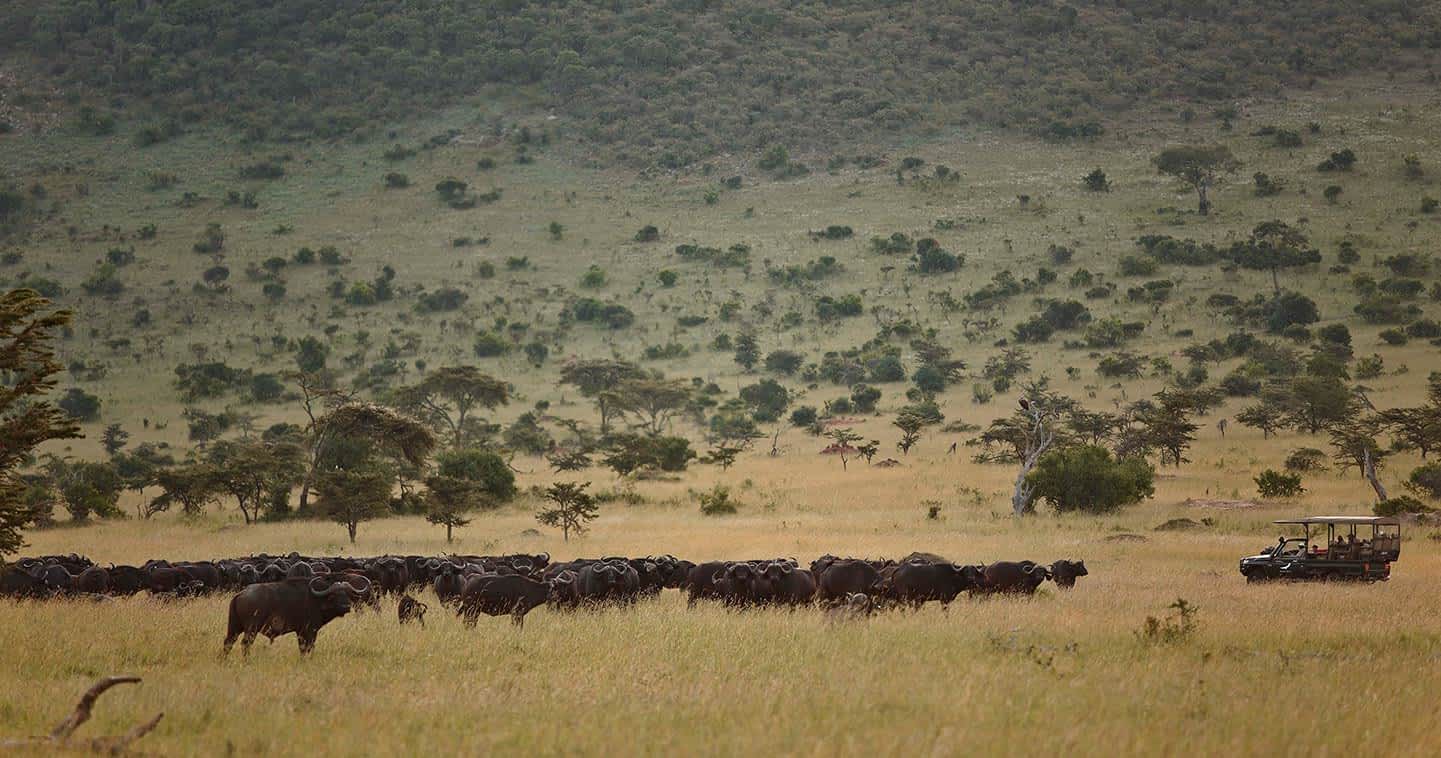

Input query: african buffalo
[224,574,372,655]
[574,560,640,604]
[815,559,882,603]
[760,562,816,606]
[1049,559,1088,589]
[431,562,465,606]
[712,562,765,605]
[888,562,984,607]
[979,561,1051,595]
[107,565,147,595]
[457,574,560,628]
[398,594,428,626]
[0,566,43,597]
[74,566,110,594]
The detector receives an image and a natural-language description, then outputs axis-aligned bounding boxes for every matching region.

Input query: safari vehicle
[1239,516,1400,583]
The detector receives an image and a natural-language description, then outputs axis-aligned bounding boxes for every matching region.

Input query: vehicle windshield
[1275,538,1307,559]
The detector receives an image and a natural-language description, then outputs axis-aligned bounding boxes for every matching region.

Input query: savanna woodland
[3,1,1441,754]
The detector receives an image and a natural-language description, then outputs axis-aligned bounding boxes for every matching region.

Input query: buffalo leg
[297,633,316,654]
[240,631,257,657]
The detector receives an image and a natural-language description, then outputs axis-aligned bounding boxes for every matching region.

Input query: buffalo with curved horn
[223,574,371,655]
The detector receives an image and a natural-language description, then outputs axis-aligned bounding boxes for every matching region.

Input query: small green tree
[1236,402,1287,439]
[825,427,863,470]
[894,412,924,455]
[1082,168,1110,192]
[100,423,129,457]
[1225,221,1322,294]
[424,446,515,541]
[703,445,743,470]
[733,333,760,372]
[45,458,124,523]
[535,481,598,541]
[1026,445,1155,513]
[1152,145,1241,215]
[316,460,393,543]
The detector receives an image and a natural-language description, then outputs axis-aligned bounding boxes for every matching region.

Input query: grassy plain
[4,76,1441,754]
[5,461,1441,755]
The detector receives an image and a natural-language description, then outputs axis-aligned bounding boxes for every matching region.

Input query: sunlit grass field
[6,440,1441,756]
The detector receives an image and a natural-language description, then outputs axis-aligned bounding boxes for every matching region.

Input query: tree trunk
[1363,449,1388,502]
[446,523,453,543]
[1196,184,1210,216]
[347,522,357,543]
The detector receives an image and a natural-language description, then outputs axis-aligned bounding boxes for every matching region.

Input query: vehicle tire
[1245,572,1267,584]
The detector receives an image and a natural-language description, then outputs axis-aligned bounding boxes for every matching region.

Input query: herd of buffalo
[1,552,1088,654]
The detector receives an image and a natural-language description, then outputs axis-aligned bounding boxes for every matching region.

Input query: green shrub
[1374,495,1431,517]
[697,485,739,516]
[1406,463,1441,500]
[473,331,511,357]
[59,388,102,421]
[1255,469,1305,498]
[1026,445,1155,514]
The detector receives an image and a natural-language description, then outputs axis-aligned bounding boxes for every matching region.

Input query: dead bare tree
[1011,394,1061,516]
[1,676,162,754]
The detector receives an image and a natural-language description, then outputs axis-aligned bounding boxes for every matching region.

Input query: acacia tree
[535,481,598,541]
[1328,417,1386,479]
[1377,380,1441,458]
[1153,145,1240,215]
[613,377,692,434]
[0,289,81,556]
[559,359,647,434]
[292,390,433,514]
[113,443,171,518]
[894,412,924,454]
[207,439,306,524]
[148,463,221,518]
[397,366,508,448]
[1137,390,1198,467]
[1236,403,1286,439]
[1225,221,1322,294]
[825,427,863,470]
[1279,376,1356,434]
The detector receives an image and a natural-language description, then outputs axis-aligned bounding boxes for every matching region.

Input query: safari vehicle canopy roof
[1273,516,1401,526]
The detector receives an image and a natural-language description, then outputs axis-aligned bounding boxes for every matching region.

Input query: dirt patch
[1104,533,1148,542]
[1180,498,1265,510]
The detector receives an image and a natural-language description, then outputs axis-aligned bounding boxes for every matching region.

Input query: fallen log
[0,676,162,755]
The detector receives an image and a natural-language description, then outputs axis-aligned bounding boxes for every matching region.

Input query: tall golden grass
[5,442,1438,756]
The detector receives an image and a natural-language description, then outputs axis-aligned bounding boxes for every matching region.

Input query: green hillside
[3,0,1439,164]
